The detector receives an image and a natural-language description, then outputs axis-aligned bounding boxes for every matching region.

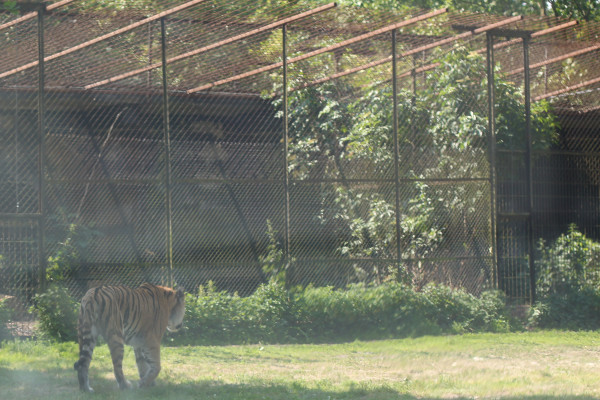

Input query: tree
[284,45,557,287]
[335,0,546,17]
[335,0,600,21]
[547,0,600,21]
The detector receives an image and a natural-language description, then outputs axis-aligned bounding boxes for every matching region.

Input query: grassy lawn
[1,331,600,399]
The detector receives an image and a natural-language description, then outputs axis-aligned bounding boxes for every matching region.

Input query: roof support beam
[487,20,577,51]
[506,43,600,76]
[84,2,337,89]
[534,76,600,101]
[291,14,521,92]
[0,0,74,31]
[187,7,448,93]
[0,0,206,79]
[394,20,578,84]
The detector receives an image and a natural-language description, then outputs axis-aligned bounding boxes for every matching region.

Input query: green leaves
[284,43,558,287]
[177,281,512,345]
[31,284,78,342]
[536,224,600,297]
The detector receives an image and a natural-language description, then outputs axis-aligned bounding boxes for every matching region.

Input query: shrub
[0,297,14,341]
[177,280,299,345]
[530,226,600,330]
[529,286,600,330]
[31,284,78,342]
[422,285,511,334]
[299,283,511,342]
[536,225,600,297]
[175,281,513,345]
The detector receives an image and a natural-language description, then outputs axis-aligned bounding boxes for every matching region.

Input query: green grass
[1,331,600,399]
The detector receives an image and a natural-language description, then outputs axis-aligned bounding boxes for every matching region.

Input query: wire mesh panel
[0,15,41,305]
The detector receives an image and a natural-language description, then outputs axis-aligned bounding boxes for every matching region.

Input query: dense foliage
[173,281,512,345]
[529,226,600,330]
[28,279,512,344]
[0,297,13,341]
[337,0,600,21]
[31,284,79,342]
[284,46,556,286]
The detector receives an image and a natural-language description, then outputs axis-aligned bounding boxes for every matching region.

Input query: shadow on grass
[1,368,600,400]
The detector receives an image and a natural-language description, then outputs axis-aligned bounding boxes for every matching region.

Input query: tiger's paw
[80,386,94,393]
[138,379,156,388]
[118,380,132,390]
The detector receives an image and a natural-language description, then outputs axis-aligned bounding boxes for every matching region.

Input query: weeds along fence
[1,0,600,310]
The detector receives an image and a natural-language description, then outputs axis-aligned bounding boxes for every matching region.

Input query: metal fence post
[523,36,536,304]
[392,29,402,275]
[160,17,174,287]
[486,32,498,289]
[282,24,292,286]
[37,5,47,293]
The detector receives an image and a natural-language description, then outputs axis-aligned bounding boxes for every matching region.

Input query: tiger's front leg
[136,346,161,388]
[107,333,132,390]
[134,347,149,382]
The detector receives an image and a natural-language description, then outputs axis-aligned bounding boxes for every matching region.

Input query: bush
[299,283,510,342]
[27,280,512,345]
[529,286,600,330]
[530,226,600,330]
[31,284,78,342]
[536,225,600,298]
[422,285,511,334]
[0,297,14,341]
[297,283,437,340]
[177,280,299,345]
[175,281,512,345]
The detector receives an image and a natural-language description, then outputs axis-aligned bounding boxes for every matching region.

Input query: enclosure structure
[1,0,599,306]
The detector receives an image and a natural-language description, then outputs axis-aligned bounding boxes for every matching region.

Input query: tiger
[73,283,185,392]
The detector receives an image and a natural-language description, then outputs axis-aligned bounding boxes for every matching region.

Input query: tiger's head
[167,287,185,332]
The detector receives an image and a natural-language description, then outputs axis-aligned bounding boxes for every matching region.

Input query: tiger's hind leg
[107,333,132,390]
[74,324,97,392]
[136,346,161,388]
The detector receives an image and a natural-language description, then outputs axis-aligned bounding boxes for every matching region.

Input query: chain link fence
[1,1,600,317]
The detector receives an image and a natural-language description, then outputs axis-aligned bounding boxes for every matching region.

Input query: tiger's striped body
[74,283,185,392]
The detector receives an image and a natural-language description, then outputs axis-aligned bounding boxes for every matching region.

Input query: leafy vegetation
[337,0,600,21]
[530,226,600,330]
[0,297,13,341]
[175,280,512,345]
[29,219,97,342]
[30,284,78,342]
[283,45,557,286]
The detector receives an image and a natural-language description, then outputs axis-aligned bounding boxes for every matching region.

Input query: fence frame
[1,3,598,302]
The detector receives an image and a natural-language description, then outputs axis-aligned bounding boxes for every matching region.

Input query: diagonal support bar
[534,75,600,101]
[0,0,74,31]
[187,7,448,93]
[0,0,206,79]
[292,14,521,92]
[84,2,337,89]
[506,43,600,76]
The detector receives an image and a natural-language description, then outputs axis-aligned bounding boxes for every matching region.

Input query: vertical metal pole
[392,30,402,274]
[523,36,536,304]
[37,7,47,293]
[160,18,174,287]
[282,24,291,286]
[486,32,498,290]
[411,54,417,100]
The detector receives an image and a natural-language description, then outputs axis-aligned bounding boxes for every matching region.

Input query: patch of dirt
[6,321,37,338]
[1,294,38,339]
